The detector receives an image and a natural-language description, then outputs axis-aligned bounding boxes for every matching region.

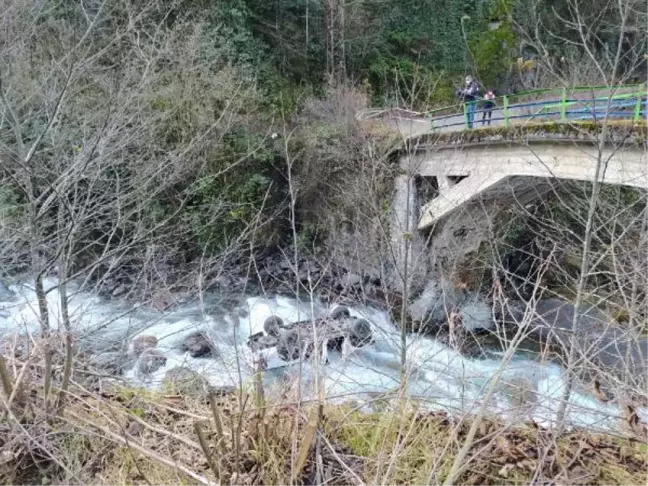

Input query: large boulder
[164,367,236,399]
[182,331,218,358]
[530,299,607,339]
[163,366,209,397]
[88,351,134,375]
[457,296,492,331]
[131,335,157,356]
[527,299,648,386]
[409,278,464,329]
[136,348,167,377]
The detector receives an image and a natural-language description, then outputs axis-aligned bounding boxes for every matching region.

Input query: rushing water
[0,278,633,433]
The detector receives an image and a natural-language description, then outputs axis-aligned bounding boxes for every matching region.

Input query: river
[0,278,633,433]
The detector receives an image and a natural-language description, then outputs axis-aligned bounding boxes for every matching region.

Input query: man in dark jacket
[457,76,480,128]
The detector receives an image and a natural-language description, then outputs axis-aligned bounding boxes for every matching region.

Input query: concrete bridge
[362,85,648,229]
[363,85,648,284]
[409,139,648,230]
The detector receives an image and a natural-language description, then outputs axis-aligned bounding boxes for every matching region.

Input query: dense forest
[1,0,645,275]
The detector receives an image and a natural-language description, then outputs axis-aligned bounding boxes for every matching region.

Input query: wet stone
[137,348,167,376]
[182,331,218,358]
[131,335,157,356]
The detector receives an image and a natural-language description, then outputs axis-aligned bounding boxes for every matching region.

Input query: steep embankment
[1,377,646,485]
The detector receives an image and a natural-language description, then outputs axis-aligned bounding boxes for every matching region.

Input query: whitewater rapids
[0,278,633,433]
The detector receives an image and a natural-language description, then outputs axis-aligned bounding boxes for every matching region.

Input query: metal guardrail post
[503,96,509,127]
[634,96,642,122]
[560,88,567,121]
[463,103,469,129]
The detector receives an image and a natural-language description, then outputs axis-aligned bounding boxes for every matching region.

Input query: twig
[195,420,220,482]
[318,431,366,486]
[208,391,226,456]
[292,405,320,482]
[0,353,13,398]
[126,410,203,451]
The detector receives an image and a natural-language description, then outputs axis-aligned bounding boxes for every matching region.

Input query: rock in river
[182,331,218,358]
[88,351,134,375]
[131,335,158,356]
[136,348,167,377]
[163,366,209,397]
[164,366,235,399]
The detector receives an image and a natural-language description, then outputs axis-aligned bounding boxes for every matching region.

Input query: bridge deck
[360,85,648,231]
[362,84,647,140]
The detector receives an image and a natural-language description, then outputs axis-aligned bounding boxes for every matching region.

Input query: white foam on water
[0,279,633,432]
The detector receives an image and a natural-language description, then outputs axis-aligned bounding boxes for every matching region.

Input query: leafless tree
[0,0,270,413]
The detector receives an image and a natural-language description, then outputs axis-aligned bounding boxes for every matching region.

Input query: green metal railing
[426,84,647,131]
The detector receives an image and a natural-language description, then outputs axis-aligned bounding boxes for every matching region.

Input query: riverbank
[90,249,389,311]
[1,373,646,485]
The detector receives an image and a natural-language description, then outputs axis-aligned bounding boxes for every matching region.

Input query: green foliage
[468,0,516,90]
[295,222,320,252]
[240,0,516,106]
[513,0,646,83]
[0,187,24,220]
[263,74,313,119]
[244,0,326,85]
[193,0,269,76]
[184,130,280,252]
[361,0,477,104]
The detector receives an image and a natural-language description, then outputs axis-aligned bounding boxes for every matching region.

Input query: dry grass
[329,406,647,485]
[1,336,647,485]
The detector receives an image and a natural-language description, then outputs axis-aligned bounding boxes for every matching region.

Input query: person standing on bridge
[482,90,496,126]
[457,76,480,129]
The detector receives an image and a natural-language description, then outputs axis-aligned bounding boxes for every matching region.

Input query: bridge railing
[424,84,647,131]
